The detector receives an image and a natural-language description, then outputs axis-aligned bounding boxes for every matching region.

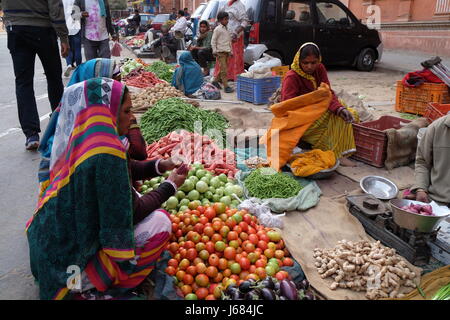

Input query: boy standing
[211,11,234,93]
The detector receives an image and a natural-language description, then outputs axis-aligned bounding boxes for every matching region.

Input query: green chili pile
[145,61,174,83]
[140,98,230,144]
[244,168,303,199]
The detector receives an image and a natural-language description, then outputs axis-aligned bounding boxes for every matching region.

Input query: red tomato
[275,250,285,259]
[168,243,179,254]
[208,254,220,267]
[218,258,228,271]
[220,226,230,238]
[184,241,195,249]
[239,222,249,232]
[243,242,256,253]
[275,271,287,281]
[255,259,267,268]
[248,227,257,235]
[197,206,205,215]
[180,285,192,296]
[201,235,209,243]
[243,214,252,224]
[259,234,270,243]
[248,234,259,245]
[247,274,259,281]
[195,287,209,299]
[203,226,214,238]
[205,241,215,254]
[196,263,207,274]
[249,265,257,274]
[233,226,242,234]
[175,229,183,238]
[264,249,275,259]
[190,210,200,217]
[283,257,294,267]
[183,274,194,285]
[239,271,250,280]
[239,257,250,270]
[213,272,224,284]
[227,231,239,241]
[240,232,249,241]
[186,248,197,261]
[199,216,208,225]
[205,295,216,300]
[172,223,179,233]
[172,216,181,224]
[225,218,237,229]
[211,234,223,243]
[186,265,197,276]
[223,269,232,278]
[199,249,210,261]
[194,223,204,234]
[206,266,218,278]
[212,221,223,232]
[176,270,186,281]
[204,207,216,221]
[223,247,236,260]
[195,274,209,287]
[257,240,268,251]
[165,266,176,276]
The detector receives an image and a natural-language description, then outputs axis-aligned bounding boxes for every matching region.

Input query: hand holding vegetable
[416,191,430,204]
[159,158,177,172]
[167,167,188,188]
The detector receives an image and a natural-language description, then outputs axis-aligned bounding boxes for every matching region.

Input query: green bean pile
[140,98,230,143]
[144,61,174,83]
[244,168,303,199]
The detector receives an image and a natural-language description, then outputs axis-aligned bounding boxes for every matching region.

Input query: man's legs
[198,48,214,75]
[98,39,111,59]
[218,53,229,88]
[83,38,98,61]
[36,29,64,112]
[73,31,83,66]
[7,26,40,140]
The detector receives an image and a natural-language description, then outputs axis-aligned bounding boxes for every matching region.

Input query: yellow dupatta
[290,42,323,90]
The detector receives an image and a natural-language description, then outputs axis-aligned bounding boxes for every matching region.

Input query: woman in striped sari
[27,78,186,300]
[281,43,359,165]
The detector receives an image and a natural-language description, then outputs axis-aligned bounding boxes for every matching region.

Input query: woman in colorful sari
[213,0,248,82]
[27,78,187,300]
[171,51,204,97]
[281,43,359,165]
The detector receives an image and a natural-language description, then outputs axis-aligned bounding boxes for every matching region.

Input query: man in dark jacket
[73,0,117,60]
[2,0,69,150]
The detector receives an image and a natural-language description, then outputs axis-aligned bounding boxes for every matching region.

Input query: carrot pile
[146,130,239,178]
[125,70,165,88]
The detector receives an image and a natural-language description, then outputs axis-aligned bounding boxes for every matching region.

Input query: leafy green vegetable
[244,168,303,199]
[399,113,420,120]
[140,98,229,144]
[432,282,450,300]
[145,61,174,82]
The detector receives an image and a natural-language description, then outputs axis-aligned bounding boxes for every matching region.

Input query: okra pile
[244,168,303,199]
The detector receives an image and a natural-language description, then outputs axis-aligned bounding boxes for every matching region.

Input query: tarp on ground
[280,196,422,300]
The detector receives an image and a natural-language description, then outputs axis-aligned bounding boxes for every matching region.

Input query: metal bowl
[390,199,450,233]
[360,176,399,200]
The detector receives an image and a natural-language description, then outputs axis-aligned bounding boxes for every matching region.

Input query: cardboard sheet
[336,163,415,190]
[281,197,421,300]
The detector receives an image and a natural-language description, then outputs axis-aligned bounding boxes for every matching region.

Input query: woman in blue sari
[171,51,204,96]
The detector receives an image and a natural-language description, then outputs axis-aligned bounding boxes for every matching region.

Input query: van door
[314,0,362,65]
[278,0,315,65]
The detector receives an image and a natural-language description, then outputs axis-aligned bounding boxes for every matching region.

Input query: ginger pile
[314,240,417,299]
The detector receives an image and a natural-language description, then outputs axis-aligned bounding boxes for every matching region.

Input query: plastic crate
[395,80,450,115]
[424,102,450,123]
[237,76,281,105]
[353,116,411,167]
[271,66,290,80]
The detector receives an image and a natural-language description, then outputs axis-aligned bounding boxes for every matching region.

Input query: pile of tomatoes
[165,203,295,300]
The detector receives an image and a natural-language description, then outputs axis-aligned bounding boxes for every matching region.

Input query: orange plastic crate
[353,116,411,167]
[424,103,450,123]
[395,81,450,115]
[271,66,290,80]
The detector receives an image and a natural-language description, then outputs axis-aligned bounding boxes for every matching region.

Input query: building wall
[343,0,450,56]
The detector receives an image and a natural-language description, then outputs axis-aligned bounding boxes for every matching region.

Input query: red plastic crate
[353,116,411,167]
[424,103,450,123]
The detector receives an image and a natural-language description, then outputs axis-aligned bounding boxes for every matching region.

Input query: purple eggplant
[274,282,281,292]
[244,290,260,300]
[239,281,253,294]
[225,284,238,295]
[230,289,243,300]
[261,288,276,300]
[260,277,275,290]
[297,279,310,290]
[280,280,298,300]
[303,292,315,300]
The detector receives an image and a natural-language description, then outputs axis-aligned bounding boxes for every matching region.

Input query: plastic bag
[248,53,282,72]
[235,170,322,213]
[238,198,284,228]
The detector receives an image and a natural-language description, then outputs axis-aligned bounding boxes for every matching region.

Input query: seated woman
[405,114,450,206]
[189,20,214,76]
[28,78,187,300]
[172,51,204,97]
[281,43,358,166]
[153,25,178,64]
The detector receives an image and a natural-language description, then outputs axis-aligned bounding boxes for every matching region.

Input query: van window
[201,1,220,20]
[316,2,354,27]
[242,0,261,22]
[282,0,312,25]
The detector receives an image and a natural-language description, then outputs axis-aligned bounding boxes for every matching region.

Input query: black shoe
[25,134,40,151]
[224,87,234,93]
[212,81,222,90]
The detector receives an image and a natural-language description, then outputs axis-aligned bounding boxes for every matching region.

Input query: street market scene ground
[0,0,450,302]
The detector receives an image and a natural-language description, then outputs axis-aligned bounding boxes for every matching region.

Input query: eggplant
[280,280,298,300]
[244,290,260,300]
[239,281,253,294]
[260,277,275,290]
[230,289,243,300]
[279,296,287,300]
[225,284,238,295]
[303,292,315,300]
[274,282,281,292]
[261,288,277,300]
[296,279,310,291]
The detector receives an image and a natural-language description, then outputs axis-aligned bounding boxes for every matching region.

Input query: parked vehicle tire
[356,48,376,71]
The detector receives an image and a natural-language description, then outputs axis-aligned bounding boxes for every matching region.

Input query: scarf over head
[171,51,204,95]
[291,42,323,90]
[27,78,134,300]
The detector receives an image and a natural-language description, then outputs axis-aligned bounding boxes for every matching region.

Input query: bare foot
[339,157,357,167]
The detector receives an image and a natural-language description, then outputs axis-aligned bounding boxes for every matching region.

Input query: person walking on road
[74,0,117,61]
[2,0,69,150]
[63,0,83,77]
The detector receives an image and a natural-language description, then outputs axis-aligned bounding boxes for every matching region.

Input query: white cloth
[224,1,249,35]
[63,0,81,35]
[85,0,109,41]
[171,16,188,34]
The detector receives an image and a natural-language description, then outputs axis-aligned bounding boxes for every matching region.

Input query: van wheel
[265,51,284,64]
[356,48,376,71]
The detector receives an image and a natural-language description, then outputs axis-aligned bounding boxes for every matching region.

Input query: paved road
[0,33,52,300]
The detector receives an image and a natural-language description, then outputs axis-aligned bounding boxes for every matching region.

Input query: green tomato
[188,190,200,201]
[149,178,159,186]
[230,203,237,209]
[179,205,189,213]
[166,196,179,209]
[196,169,207,179]
[141,185,148,192]
[204,191,213,200]
[180,199,190,207]
[200,176,210,184]
[233,185,244,198]
[180,180,194,192]
[144,180,151,186]
[267,230,282,242]
[163,171,171,178]
[175,190,186,200]
[224,186,236,197]
[192,163,203,170]
[230,263,241,275]
[188,170,195,178]
[265,265,276,277]
[209,186,216,194]
[231,200,240,206]
[196,181,209,193]
[220,196,232,206]
[219,173,228,183]
[185,293,198,300]
[188,200,201,210]
[169,209,177,215]
[268,262,280,273]
[269,258,279,266]
[162,201,167,208]
[210,177,221,189]
[212,194,221,203]
[189,175,199,184]
[215,188,224,197]
[202,199,210,206]
[232,213,243,223]
[154,183,160,189]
